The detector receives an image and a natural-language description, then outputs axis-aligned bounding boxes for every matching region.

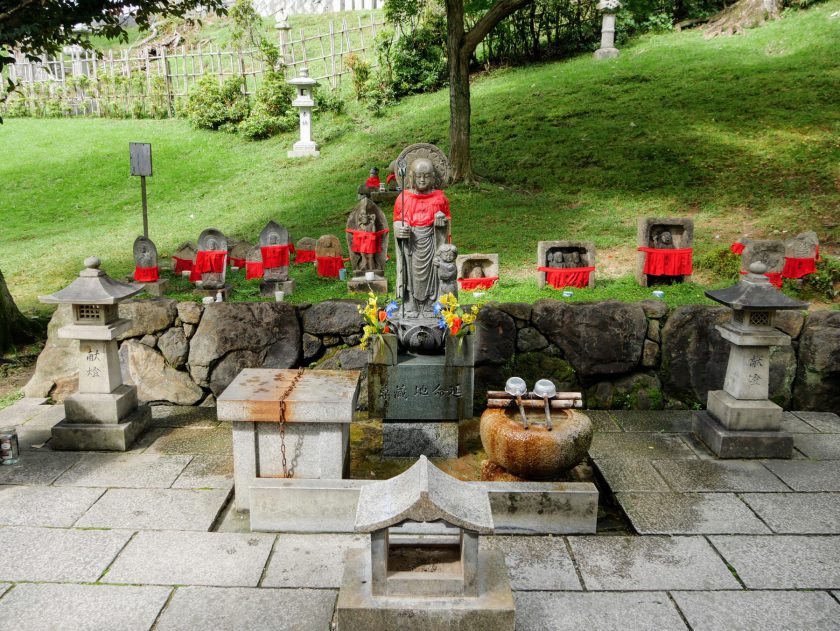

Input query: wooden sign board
[129,142,152,177]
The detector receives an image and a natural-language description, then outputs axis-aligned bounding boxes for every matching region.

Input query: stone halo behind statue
[395,143,451,191]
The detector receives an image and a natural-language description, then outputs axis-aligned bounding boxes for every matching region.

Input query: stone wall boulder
[475,305,516,365]
[188,302,301,389]
[157,327,189,367]
[117,299,178,340]
[120,339,204,405]
[531,300,646,377]
[586,371,663,410]
[793,310,840,410]
[22,304,77,399]
[302,300,364,336]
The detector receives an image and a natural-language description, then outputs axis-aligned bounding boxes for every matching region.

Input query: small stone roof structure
[706,263,808,311]
[39,257,142,305]
[354,455,494,534]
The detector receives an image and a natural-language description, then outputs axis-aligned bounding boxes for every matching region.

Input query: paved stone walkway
[0,401,838,630]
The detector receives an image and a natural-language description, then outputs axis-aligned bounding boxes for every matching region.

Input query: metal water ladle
[532,379,557,430]
[504,377,529,428]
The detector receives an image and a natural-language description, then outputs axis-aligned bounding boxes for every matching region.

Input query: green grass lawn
[1,2,838,315]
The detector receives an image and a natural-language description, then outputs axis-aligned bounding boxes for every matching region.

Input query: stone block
[740,493,840,534]
[568,535,740,591]
[672,590,840,631]
[594,47,620,59]
[707,390,782,431]
[105,531,275,587]
[335,548,514,631]
[536,240,596,289]
[55,453,191,488]
[481,535,581,590]
[347,277,388,294]
[141,278,170,297]
[368,354,473,420]
[763,460,840,491]
[172,454,233,490]
[0,485,104,527]
[709,535,840,589]
[63,384,138,423]
[75,488,230,530]
[51,406,151,451]
[479,481,598,534]
[588,432,696,460]
[793,411,840,433]
[650,459,789,492]
[262,533,369,588]
[0,526,131,582]
[154,587,337,631]
[615,492,769,535]
[793,434,840,460]
[610,409,693,432]
[693,411,793,459]
[515,592,687,631]
[382,421,459,458]
[593,458,670,492]
[641,339,659,367]
[0,583,172,631]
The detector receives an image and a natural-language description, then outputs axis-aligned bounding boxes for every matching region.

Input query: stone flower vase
[445,334,475,367]
[368,333,398,365]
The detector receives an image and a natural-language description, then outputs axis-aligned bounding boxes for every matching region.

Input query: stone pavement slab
[671,590,840,631]
[780,412,819,433]
[792,411,840,433]
[150,406,220,428]
[55,453,192,488]
[610,410,693,433]
[794,434,840,460]
[514,591,687,631]
[171,454,233,489]
[588,433,697,460]
[155,587,337,631]
[0,400,48,425]
[0,451,81,485]
[615,492,770,535]
[568,536,740,591]
[0,583,171,631]
[678,432,717,460]
[740,493,840,534]
[585,410,621,432]
[261,534,369,588]
[75,488,229,530]
[138,425,232,455]
[763,460,840,491]
[0,584,9,597]
[710,535,840,589]
[0,485,104,527]
[0,526,131,582]
[593,459,670,492]
[21,404,66,428]
[105,531,274,587]
[651,460,790,492]
[481,535,581,590]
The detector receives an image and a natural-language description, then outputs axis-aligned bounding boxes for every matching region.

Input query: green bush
[238,105,297,140]
[695,245,741,281]
[314,86,346,115]
[184,76,250,130]
[253,71,294,117]
[387,15,447,97]
[793,256,840,301]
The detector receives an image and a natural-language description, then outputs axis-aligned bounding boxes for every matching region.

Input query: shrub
[387,15,447,97]
[314,86,346,115]
[345,53,371,100]
[238,106,297,140]
[184,76,250,130]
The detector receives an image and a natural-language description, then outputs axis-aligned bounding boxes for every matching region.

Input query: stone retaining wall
[24,298,840,412]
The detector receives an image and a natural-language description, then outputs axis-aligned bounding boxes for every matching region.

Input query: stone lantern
[693,262,808,459]
[594,0,621,60]
[39,257,151,451]
[287,67,319,158]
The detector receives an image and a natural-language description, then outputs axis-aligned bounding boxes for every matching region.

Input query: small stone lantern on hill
[39,257,151,451]
[287,67,319,158]
[594,0,622,59]
[693,262,808,459]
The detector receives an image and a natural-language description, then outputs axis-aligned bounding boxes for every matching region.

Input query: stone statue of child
[436,243,458,299]
[653,230,675,249]
[468,264,485,279]
[355,206,377,272]
[548,251,564,268]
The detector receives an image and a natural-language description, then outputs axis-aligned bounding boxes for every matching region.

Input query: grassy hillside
[1,2,838,313]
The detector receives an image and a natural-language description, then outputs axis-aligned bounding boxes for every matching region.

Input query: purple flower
[385,301,399,318]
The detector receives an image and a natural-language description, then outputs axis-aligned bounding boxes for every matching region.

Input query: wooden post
[161,47,174,117]
[140,176,149,238]
[329,22,337,89]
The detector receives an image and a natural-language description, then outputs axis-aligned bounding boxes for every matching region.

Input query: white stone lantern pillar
[274,11,293,66]
[287,67,320,158]
[39,257,151,451]
[594,0,622,60]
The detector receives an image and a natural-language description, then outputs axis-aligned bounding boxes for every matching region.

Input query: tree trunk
[0,267,36,353]
[705,0,780,37]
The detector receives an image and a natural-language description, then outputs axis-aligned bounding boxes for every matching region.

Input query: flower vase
[368,333,398,366]
[445,334,475,367]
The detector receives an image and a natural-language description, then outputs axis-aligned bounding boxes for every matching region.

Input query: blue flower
[385,301,399,318]
[433,302,443,316]
[437,317,446,330]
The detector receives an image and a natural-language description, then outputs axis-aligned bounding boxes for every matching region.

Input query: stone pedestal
[259,279,295,297]
[217,368,360,511]
[347,275,387,294]
[692,411,793,460]
[594,10,620,59]
[382,422,459,458]
[192,285,231,299]
[52,407,151,451]
[141,279,169,297]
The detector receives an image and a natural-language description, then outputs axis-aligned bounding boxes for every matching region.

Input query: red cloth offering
[782,257,817,279]
[189,250,227,282]
[172,257,193,274]
[386,173,396,185]
[261,245,291,269]
[346,228,389,254]
[730,242,745,255]
[740,270,783,288]
[246,261,264,280]
[458,276,499,291]
[295,249,316,263]
[134,266,159,282]
[317,256,344,277]
[638,248,693,276]
[538,267,595,289]
[393,189,451,227]
[366,176,381,189]
[230,257,246,268]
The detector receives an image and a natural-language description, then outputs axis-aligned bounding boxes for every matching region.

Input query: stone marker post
[39,257,151,451]
[693,262,808,458]
[594,0,621,59]
[287,67,320,158]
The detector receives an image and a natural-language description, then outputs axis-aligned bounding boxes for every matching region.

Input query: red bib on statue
[393,190,451,227]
